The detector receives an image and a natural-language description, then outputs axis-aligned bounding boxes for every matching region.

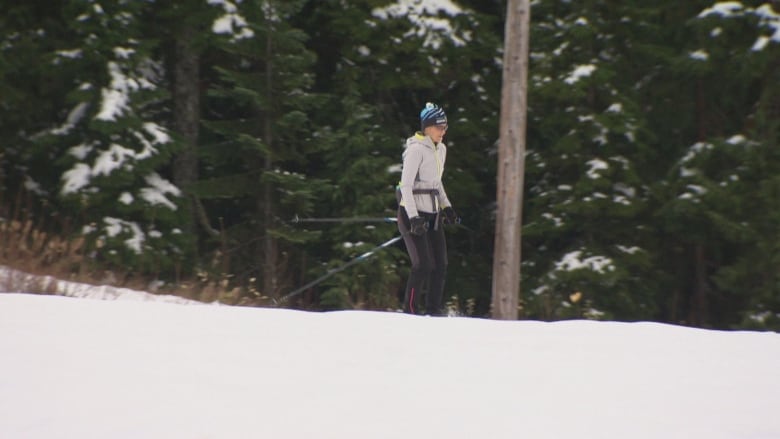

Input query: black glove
[410,216,429,235]
[442,206,461,225]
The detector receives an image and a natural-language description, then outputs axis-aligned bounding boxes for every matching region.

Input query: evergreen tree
[0,3,71,216]
[520,0,662,320]
[36,1,188,276]
[656,1,780,327]
[269,0,408,309]
[198,0,326,299]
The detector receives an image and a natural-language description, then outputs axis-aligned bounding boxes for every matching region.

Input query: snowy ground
[1,270,780,438]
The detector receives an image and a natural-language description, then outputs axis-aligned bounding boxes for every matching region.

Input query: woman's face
[426,124,448,143]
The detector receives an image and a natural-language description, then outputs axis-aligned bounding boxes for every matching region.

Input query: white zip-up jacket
[398,132,452,218]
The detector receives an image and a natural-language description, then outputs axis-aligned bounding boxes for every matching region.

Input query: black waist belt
[412,189,441,230]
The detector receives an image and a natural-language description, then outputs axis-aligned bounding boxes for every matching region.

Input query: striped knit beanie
[420,102,447,130]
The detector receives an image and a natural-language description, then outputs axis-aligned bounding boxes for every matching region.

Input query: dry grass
[0,218,86,277]
[0,216,262,306]
[0,189,271,306]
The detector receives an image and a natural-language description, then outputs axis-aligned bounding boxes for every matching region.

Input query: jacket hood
[406,132,443,150]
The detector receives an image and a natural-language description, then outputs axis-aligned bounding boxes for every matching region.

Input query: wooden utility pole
[491,0,530,320]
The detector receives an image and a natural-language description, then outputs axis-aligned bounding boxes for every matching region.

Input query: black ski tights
[398,209,447,315]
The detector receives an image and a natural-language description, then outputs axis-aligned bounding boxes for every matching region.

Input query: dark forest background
[1,0,778,329]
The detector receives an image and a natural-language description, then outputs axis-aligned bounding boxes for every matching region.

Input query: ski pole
[276,235,403,304]
[291,214,397,224]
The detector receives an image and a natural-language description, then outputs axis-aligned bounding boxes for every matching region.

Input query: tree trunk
[690,244,709,326]
[262,29,279,297]
[172,23,200,238]
[689,80,709,326]
[491,0,530,320]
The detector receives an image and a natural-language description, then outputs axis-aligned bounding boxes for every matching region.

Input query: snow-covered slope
[1,292,779,439]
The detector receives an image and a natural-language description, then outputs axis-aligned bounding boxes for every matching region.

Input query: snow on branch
[554,250,615,274]
[698,2,780,51]
[208,0,255,41]
[585,158,609,179]
[103,217,145,254]
[140,173,181,210]
[61,124,175,201]
[564,64,596,84]
[372,0,472,49]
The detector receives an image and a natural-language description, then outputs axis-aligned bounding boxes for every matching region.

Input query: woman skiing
[396,102,460,315]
